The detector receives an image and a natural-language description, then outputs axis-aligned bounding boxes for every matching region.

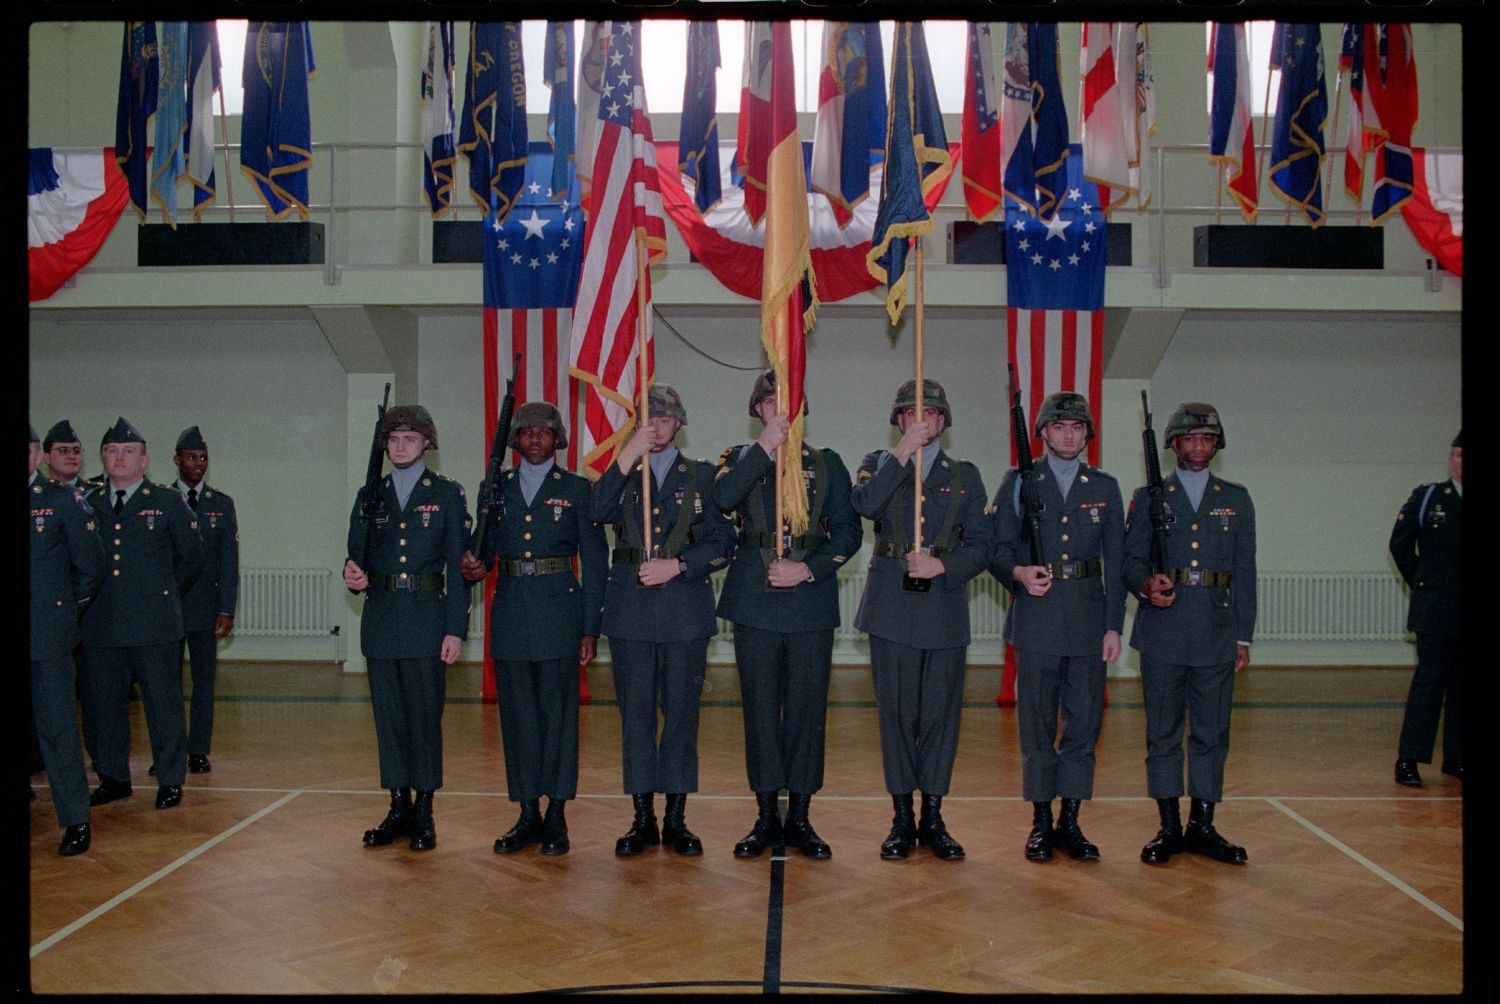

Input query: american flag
[567,21,667,479]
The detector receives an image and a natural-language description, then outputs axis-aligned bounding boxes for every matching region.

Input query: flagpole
[216,85,236,222]
[912,238,925,556]
[635,233,653,557]
[774,375,786,561]
[1215,163,1225,224]
[1254,54,1274,224]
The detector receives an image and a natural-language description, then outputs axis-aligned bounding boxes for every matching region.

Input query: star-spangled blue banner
[1005,145,1106,310]
[483,142,583,309]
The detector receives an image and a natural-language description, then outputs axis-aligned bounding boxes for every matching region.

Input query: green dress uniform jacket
[178,484,239,631]
[1122,473,1258,666]
[81,482,204,646]
[588,455,736,641]
[850,449,993,647]
[30,478,106,659]
[711,441,862,631]
[476,464,607,661]
[991,462,1127,655]
[346,472,472,659]
[1390,479,1461,637]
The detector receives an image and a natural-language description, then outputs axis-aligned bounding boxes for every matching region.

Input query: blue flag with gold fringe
[1269,23,1328,226]
[240,22,316,220]
[115,21,158,222]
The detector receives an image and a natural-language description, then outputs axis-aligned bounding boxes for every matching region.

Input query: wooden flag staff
[904,238,930,593]
[635,234,653,557]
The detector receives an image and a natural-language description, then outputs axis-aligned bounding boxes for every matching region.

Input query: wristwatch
[677,557,689,576]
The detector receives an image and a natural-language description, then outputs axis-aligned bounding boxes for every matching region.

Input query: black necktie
[188,487,199,511]
[113,490,125,515]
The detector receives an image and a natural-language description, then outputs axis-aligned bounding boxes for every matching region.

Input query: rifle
[470,353,523,563]
[1140,390,1175,576]
[1008,363,1046,567]
[352,383,391,590]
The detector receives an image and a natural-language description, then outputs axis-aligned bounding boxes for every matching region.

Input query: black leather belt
[612,546,681,564]
[872,540,949,559]
[1169,567,1232,588]
[498,557,572,577]
[1045,558,1103,580]
[370,572,444,591]
[738,530,829,550]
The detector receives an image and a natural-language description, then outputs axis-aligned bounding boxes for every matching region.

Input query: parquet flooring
[23,662,1466,994]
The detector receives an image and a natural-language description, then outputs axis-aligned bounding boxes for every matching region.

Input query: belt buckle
[519,560,537,576]
[394,573,414,591]
[1186,568,1204,586]
[780,531,794,552]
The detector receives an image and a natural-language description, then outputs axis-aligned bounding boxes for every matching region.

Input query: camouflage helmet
[508,401,569,450]
[1164,402,1225,450]
[647,384,688,426]
[747,368,810,419]
[1033,392,1095,440]
[889,378,953,429]
[382,404,438,450]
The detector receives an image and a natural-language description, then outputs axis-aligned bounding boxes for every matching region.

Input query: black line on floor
[763,843,786,994]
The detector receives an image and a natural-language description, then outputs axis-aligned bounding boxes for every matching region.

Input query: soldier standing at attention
[588,385,735,857]
[851,379,992,862]
[1390,432,1462,787]
[80,418,203,811]
[1122,402,1257,865]
[991,392,1124,863]
[343,406,472,852]
[30,423,105,854]
[460,403,607,856]
[712,370,863,860]
[172,426,239,774]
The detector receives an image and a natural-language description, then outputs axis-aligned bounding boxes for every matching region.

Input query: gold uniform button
[524,551,533,558]
[1061,516,1069,524]
[114,539,121,545]
[399,539,407,546]
[113,554,121,561]
[163,590,170,596]
[1061,534,1070,542]
[114,523,122,531]
[652,507,661,515]
[1191,559,1200,568]
[399,556,408,563]
[56,600,64,607]
[1061,553,1070,561]
[1191,541,1199,550]
[525,514,533,522]
[523,532,532,540]
[399,522,407,529]
[112,569,120,577]
[1191,523,1199,531]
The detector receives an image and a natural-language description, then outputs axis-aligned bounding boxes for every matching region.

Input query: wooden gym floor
[23,661,1465,995]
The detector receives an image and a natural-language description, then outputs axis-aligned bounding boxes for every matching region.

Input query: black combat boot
[408,790,437,851]
[363,787,413,847]
[615,793,661,856]
[1140,797,1183,865]
[662,793,703,855]
[916,793,965,860]
[539,798,570,856]
[493,798,542,854]
[1053,797,1100,861]
[783,792,831,859]
[734,791,783,858]
[1025,801,1055,862]
[879,792,917,860]
[1182,798,1247,864]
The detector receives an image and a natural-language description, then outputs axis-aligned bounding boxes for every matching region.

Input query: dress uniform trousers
[85,643,188,787]
[1141,655,1236,801]
[366,657,446,791]
[496,657,579,800]
[32,655,91,827]
[1398,631,1462,765]
[611,638,710,795]
[1015,651,1107,801]
[183,629,218,757]
[869,637,966,797]
[734,625,833,794]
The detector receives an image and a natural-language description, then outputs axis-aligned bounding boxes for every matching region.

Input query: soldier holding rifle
[1122,401,1257,865]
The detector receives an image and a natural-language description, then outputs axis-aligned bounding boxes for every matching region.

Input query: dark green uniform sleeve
[589,463,628,524]
[65,488,106,608]
[579,499,608,637]
[678,460,736,579]
[804,449,862,583]
[1100,476,1127,634]
[1120,485,1154,599]
[444,482,474,639]
[849,450,909,519]
[218,494,240,616]
[710,442,770,511]
[938,462,992,591]
[1388,485,1426,588]
[1232,490,1257,645]
[989,468,1023,585]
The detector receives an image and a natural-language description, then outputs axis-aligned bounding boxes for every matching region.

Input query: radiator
[237,568,336,638]
[1253,572,1408,642]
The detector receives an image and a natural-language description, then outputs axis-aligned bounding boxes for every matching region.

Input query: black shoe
[1182,799,1247,864]
[493,799,543,854]
[615,793,661,856]
[188,754,212,774]
[1394,758,1423,787]
[734,791,783,859]
[1140,798,1183,865]
[89,777,132,807]
[1053,798,1100,861]
[1025,802,1055,862]
[363,788,414,847]
[58,823,91,856]
[880,793,916,860]
[409,790,437,851]
[154,785,183,810]
[1441,760,1463,780]
[539,799,570,856]
[662,793,703,855]
[916,793,965,860]
[783,792,831,860]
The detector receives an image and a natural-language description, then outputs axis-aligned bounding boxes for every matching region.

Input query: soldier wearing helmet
[1122,400,1257,867]
[711,369,862,860]
[343,403,473,853]
[588,385,736,858]
[991,391,1124,865]
[1389,432,1462,788]
[458,402,607,856]
[851,378,992,862]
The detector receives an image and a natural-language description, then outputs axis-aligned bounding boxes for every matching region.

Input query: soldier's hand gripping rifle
[1008,363,1046,567]
[351,383,392,592]
[1140,390,1174,576]
[470,353,522,562]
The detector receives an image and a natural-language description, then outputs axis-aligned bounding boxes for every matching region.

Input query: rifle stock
[1008,364,1046,568]
[471,353,523,562]
[1140,390,1174,576]
[352,383,392,589]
